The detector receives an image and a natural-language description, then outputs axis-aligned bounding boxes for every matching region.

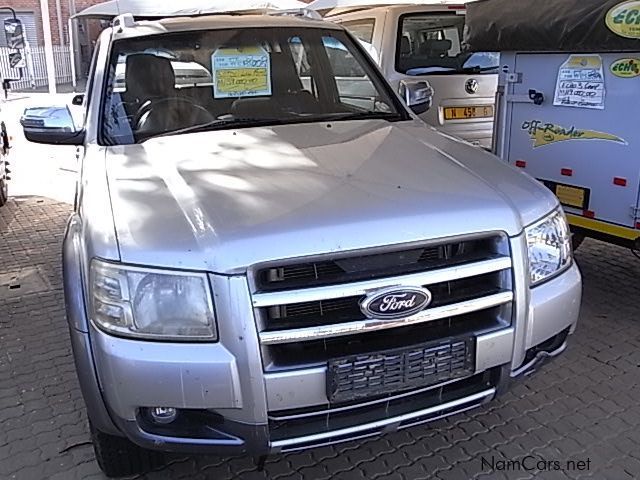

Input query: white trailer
[466,0,640,249]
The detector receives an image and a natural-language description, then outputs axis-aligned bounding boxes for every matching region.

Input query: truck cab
[318,1,499,149]
[22,11,579,478]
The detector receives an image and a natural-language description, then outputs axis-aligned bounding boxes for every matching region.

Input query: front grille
[252,233,512,373]
[264,272,504,331]
[267,308,504,368]
[257,238,496,291]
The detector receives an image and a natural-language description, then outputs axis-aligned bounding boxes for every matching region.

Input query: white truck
[309,0,499,149]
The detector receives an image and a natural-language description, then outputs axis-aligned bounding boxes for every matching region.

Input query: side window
[341,19,376,43]
[288,36,318,98]
[321,35,387,112]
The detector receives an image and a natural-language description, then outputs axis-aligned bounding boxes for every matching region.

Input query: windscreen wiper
[138,117,285,143]
[316,111,405,122]
[424,66,500,75]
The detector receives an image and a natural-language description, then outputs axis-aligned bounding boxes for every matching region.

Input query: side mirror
[399,80,434,115]
[21,105,85,145]
[72,94,84,106]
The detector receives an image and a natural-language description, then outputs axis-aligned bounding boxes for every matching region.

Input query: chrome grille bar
[252,256,511,307]
[269,388,495,450]
[259,291,513,345]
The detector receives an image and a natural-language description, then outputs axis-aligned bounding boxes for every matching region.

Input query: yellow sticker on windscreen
[212,46,271,98]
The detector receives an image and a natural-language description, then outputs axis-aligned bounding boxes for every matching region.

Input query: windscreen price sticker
[212,46,272,98]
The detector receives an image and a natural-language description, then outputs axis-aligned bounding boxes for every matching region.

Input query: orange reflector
[515,160,526,168]
[583,210,595,219]
[613,177,627,187]
[561,168,573,176]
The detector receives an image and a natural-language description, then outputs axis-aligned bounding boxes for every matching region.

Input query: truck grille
[251,234,513,372]
[257,237,496,291]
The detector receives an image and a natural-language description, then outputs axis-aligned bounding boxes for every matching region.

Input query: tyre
[90,423,166,478]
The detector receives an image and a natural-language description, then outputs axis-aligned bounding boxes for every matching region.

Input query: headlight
[90,260,217,341]
[525,210,572,286]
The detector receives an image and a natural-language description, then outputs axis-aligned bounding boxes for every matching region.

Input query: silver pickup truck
[22,12,581,478]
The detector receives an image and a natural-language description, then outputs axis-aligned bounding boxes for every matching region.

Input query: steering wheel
[134,97,215,132]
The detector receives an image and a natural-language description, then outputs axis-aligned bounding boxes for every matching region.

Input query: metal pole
[68,0,81,87]
[55,0,64,46]
[68,17,76,90]
[39,0,57,94]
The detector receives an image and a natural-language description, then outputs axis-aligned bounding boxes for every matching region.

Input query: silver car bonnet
[105,119,557,274]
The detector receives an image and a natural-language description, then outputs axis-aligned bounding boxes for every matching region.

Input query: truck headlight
[525,210,572,286]
[90,259,216,341]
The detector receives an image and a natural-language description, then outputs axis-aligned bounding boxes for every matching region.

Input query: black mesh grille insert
[327,337,475,403]
[256,237,500,292]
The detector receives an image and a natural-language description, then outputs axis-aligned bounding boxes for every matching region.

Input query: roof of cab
[110,12,342,40]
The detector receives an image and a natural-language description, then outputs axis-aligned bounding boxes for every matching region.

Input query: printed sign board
[211,46,271,99]
[4,19,25,50]
[9,51,25,69]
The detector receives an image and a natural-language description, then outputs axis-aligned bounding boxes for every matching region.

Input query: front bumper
[68,261,581,456]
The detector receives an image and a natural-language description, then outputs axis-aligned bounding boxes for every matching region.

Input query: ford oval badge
[360,286,432,320]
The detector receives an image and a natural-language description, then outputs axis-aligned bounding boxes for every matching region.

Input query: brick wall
[2,0,103,46]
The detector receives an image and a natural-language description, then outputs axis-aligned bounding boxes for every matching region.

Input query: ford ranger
[22,12,581,478]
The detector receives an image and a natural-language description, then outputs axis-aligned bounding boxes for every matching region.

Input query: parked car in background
[310,0,499,149]
[22,11,580,479]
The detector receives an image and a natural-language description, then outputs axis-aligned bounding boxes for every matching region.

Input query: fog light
[150,407,178,424]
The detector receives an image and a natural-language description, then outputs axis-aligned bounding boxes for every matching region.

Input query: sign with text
[212,46,271,98]
[9,51,24,69]
[553,55,605,110]
[4,18,25,50]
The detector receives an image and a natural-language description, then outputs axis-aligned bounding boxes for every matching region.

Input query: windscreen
[101,27,406,145]
[396,13,499,75]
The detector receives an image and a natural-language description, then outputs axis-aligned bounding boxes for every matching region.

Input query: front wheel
[90,423,166,478]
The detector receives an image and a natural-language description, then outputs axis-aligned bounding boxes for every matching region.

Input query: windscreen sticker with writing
[211,46,272,98]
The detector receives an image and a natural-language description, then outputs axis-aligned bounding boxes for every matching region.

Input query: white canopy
[73,0,308,19]
[307,0,473,14]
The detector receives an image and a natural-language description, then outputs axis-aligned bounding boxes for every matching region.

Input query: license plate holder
[444,105,494,120]
[326,337,476,404]
[540,179,591,210]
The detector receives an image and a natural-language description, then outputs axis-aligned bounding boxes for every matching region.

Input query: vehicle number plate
[444,106,494,120]
[326,337,475,403]
[540,179,590,210]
